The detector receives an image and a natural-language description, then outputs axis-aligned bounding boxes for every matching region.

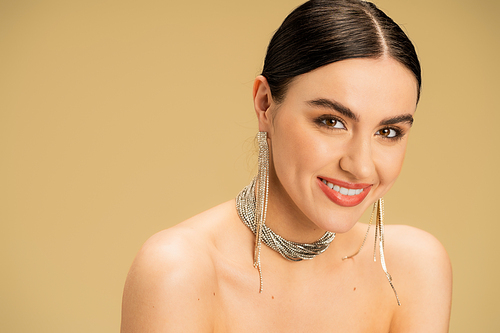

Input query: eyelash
[314,115,346,130]
[375,127,405,141]
[314,115,406,141]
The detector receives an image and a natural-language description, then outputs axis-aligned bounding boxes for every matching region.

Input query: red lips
[317,177,372,207]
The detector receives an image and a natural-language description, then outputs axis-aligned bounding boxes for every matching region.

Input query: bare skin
[121,58,452,332]
[121,201,451,332]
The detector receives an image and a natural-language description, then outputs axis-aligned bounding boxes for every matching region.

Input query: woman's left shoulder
[385,224,450,262]
[384,225,451,270]
[385,225,452,332]
[385,224,452,287]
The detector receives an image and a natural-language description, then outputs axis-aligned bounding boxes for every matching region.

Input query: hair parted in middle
[261,0,421,104]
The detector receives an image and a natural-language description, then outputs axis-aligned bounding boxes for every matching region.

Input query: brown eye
[320,118,345,129]
[377,128,398,138]
[326,119,337,126]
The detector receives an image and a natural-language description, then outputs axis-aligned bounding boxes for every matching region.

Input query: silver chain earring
[236,132,336,293]
[343,198,401,306]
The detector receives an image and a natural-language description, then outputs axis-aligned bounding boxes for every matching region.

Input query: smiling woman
[120,0,452,332]
[256,58,418,232]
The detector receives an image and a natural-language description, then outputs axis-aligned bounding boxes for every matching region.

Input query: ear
[253,75,274,133]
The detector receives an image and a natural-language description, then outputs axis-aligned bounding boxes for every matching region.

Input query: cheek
[271,129,309,175]
[270,122,327,180]
[375,145,407,188]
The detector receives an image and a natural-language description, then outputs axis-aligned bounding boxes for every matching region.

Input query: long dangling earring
[254,131,269,293]
[343,198,401,306]
[237,131,335,292]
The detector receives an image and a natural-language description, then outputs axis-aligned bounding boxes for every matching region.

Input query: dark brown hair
[262,0,421,103]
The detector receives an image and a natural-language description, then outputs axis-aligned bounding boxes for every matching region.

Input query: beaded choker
[236,178,336,262]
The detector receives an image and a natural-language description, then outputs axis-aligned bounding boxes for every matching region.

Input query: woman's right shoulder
[131,224,216,281]
[128,199,238,280]
[120,206,228,332]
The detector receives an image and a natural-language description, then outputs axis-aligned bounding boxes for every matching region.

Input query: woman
[121,0,452,331]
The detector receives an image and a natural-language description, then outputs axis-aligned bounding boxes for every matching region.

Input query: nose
[339,136,375,181]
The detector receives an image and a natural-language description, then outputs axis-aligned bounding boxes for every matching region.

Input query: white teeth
[322,179,364,196]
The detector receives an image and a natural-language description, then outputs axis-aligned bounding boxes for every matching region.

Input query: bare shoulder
[386,225,450,265]
[385,225,452,333]
[120,201,237,332]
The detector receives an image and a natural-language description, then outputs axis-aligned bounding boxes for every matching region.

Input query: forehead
[282,57,419,118]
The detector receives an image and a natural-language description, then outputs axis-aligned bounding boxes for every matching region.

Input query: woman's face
[255,57,418,234]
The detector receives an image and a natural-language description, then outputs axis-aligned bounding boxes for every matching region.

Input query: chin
[311,210,364,234]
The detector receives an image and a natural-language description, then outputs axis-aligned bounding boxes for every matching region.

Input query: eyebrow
[307,98,414,127]
[307,98,360,122]
[379,114,414,127]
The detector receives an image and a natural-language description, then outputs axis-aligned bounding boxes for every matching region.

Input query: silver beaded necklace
[236,178,336,262]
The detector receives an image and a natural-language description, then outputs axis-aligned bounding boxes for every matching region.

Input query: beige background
[1,0,499,331]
